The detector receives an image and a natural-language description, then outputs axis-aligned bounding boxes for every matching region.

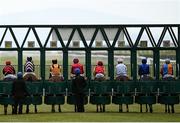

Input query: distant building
[52,28,124,47]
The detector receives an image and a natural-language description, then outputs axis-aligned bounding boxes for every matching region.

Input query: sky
[0,0,179,24]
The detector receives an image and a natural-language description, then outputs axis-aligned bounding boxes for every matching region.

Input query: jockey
[138,58,150,79]
[115,58,129,80]
[160,59,174,79]
[49,59,63,82]
[71,58,84,77]
[23,57,37,81]
[50,59,61,76]
[24,57,35,72]
[3,61,16,80]
[93,61,105,80]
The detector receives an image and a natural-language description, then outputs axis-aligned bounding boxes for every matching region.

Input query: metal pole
[86,49,91,82]
[40,48,45,81]
[177,26,180,79]
[63,49,68,81]
[18,49,23,72]
[108,49,114,80]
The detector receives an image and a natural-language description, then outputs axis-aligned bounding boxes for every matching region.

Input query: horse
[3,75,16,115]
[23,72,38,82]
[94,75,106,112]
[23,72,39,113]
[116,75,130,112]
[139,75,154,113]
[49,75,64,82]
[116,76,130,81]
[94,76,105,82]
[162,75,176,113]
[49,75,64,113]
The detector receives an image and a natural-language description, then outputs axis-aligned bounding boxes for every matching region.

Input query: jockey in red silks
[71,58,84,78]
[3,61,16,80]
[93,61,105,80]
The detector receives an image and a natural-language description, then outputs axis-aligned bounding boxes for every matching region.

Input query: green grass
[1,103,180,122]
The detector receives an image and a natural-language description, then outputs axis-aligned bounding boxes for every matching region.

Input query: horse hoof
[150,109,153,113]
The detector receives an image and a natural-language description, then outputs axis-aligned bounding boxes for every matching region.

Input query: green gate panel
[32,96,42,105]
[0,97,14,105]
[67,95,88,105]
[112,96,134,104]
[135,96,156,104]
[158,96,179,105]
[44,96,65,105]
[44,82,66,105]
[90,95,111,105]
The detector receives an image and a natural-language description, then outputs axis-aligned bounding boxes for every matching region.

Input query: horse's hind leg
[58,105,61,112]
[51,104,55,112]
[146,104,148,112]
[171,104,174,113]
[119,104,123,112]
[140,104,142,113]
[34,105,37,113]
[168,105,170,113]
[149,104,153,113]
[26,105,29,114]
[102,104,105,112]
[100,104,102,112]
[126,104,129,112]
[4,105,7,115]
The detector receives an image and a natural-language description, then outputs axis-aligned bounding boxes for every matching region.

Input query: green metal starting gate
[0,24,180,113]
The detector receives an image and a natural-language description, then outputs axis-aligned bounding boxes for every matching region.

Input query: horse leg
[4,105,7,115]
[51,104,55,112]
[168,105,170,113]
[171,104,174,113]
[34,105,37,113]
[103,104,105,112]
[140,104,142,113]
[58,105,61,112]
[11,105,14,114]
[149,104,153,113]
[126,104,129,112]
[146,104,148,112]
[26,105,29,114]
[165,104,167,113]
[100,104,102,112]
[119,104,122,112]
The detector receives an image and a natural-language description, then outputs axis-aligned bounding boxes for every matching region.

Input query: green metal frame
[0,25,179,82]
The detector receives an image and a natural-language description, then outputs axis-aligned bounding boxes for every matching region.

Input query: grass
[1,103,180,122]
